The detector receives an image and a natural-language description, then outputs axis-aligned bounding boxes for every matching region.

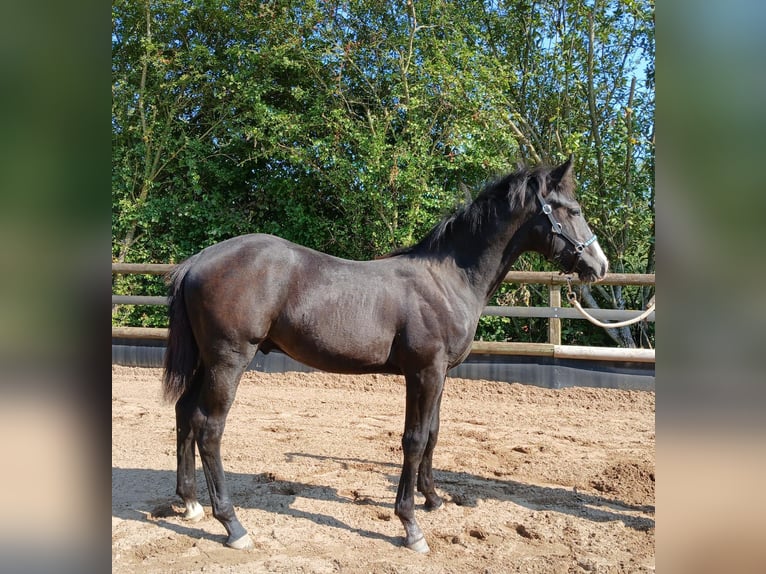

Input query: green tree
[112,0,654,348]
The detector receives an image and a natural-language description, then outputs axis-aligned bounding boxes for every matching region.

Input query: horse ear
[547,155,574,192]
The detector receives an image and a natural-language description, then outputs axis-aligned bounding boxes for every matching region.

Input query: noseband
[536,191,597,274]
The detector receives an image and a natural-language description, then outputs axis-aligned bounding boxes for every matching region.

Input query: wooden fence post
[548,285,561,345]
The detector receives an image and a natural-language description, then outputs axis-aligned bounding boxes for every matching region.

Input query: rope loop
[565,278,655,329]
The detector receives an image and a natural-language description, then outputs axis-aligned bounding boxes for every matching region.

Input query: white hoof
[184,501,204,522]
[226,533,254,550]
[406,536,430,554]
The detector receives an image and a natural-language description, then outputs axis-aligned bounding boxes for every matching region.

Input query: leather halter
[536,191,597,274]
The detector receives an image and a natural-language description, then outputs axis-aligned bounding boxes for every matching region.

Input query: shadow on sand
[113,451,653,547]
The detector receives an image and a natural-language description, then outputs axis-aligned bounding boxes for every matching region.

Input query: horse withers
[162,157,608,552]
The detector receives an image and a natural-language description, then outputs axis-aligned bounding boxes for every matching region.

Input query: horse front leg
[395,366,446,553]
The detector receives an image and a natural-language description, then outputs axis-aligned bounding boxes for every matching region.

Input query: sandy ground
[112,365,654,573]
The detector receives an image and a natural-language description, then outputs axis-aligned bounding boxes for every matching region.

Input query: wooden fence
[112,264,655,363]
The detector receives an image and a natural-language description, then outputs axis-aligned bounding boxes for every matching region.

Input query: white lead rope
[566,281,655,329]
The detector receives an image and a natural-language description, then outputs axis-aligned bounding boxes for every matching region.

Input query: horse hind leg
[195,347,257,549]
[175,367,205,522]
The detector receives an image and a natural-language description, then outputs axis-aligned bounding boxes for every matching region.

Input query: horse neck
[448,204,536,304]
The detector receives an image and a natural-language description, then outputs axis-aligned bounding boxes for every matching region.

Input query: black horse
[162,158,608,552]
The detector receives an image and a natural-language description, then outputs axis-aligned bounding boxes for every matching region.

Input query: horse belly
[269,298,398,374]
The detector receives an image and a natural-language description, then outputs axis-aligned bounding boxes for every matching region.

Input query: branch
[138,2,151,152]
[586,3,605,187]
[604,17,639,112]
[403,0,417,80]
[505,113,542,164]
[513,113,546,162]
[622,76,636,255]
[118,1,153,265]
[150,116,225,181]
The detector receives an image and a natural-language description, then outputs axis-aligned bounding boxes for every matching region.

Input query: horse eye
[568,208,581,217]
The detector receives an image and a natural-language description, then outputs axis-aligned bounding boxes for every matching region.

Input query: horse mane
[380,163,569,259]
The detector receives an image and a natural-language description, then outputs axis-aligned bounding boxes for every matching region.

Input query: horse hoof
[183,501,204,522]
[226,533,254,550]
[406,536,430,554]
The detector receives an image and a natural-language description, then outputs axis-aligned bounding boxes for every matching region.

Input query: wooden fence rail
[111,263,655,286]
[111,295,654,323]
[112,264,655,363]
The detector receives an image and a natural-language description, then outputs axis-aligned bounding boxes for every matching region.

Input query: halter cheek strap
[536,191,597,273]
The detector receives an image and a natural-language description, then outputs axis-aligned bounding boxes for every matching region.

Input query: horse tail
[162,255,199,403]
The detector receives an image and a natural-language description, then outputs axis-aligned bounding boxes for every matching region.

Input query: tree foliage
[112,0,654,347]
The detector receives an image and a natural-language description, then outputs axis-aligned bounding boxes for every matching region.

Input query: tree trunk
[580,284,636,348]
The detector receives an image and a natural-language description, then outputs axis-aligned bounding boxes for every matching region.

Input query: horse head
[528,157,609,283]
